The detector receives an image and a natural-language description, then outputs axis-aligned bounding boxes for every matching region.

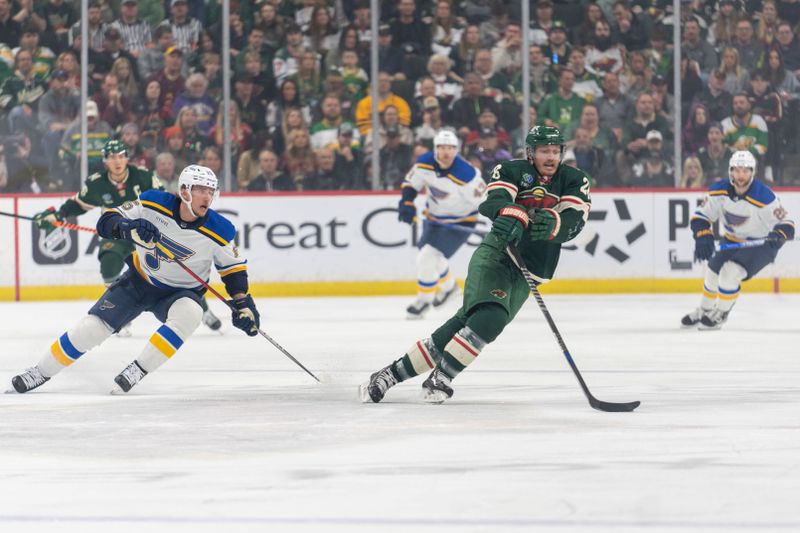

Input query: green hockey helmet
[102,139,129,158]
[525,125,565,152]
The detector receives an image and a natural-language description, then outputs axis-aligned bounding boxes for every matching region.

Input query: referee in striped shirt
[111,0,152,58]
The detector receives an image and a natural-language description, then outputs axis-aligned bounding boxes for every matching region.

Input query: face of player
[435,144,457,168]
[730,166,753,192]
[532,144,561,177]
[105,152,129,178]
[185,185,215,218]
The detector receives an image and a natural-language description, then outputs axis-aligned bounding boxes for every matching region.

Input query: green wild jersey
[58,165,164,218]
[482,159,592,282]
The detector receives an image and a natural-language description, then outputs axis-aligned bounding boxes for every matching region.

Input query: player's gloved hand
[33,207,63,230]
[231,294,260,336]
[117,218,161,249]
[492,205,529,248]
[766,229,787,249]
[693,228,715,261]
[398,200,416,224]
[529,209,559,241]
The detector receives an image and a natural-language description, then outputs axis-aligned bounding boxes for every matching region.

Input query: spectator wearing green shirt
[538,67,585,132]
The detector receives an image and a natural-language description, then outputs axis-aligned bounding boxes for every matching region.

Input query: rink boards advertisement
[1,190,799,300]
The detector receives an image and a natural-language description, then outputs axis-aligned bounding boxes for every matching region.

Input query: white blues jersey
[402,152,486,223]
[692,179,794,242]
[110,190,247,291]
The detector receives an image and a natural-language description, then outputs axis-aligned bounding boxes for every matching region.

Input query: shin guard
[39,315,114,377]
[137,298,202,373]
[439,326,487,380]
[393,338,443,381]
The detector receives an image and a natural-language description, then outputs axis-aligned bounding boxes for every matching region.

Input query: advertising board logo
[564,199,646,264]
[32,223,79,265]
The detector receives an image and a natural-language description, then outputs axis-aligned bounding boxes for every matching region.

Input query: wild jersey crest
[145,235,195,270]
[516,186,560,210]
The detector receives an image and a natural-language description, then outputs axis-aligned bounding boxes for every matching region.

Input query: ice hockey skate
[698,309,729,330]
[112,361,148,393]
[406,298,430,319]
[202,308,222,331]
[681,307,712,328]
[10,366,49,393]
[359,365,398,403]
[433,285,459,308]
[421,368,453,404]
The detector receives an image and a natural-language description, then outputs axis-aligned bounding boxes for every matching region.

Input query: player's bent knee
[70,314,115,351]
[719,261,747,287]
[416,244,444,270]
[465,303,509,344]
[166,297,203,337]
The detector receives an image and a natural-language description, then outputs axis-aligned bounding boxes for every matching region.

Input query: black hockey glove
[231,294,260,336]
[693,228,714,261]
[491,205,529,248]
[766,229,787,249]
[33,207,63,231]
[117,218,161,249]
[398,200,416,224]
[529,209,559,241]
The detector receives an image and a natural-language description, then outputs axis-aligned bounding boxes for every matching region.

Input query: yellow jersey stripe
[198,226,228,246]
[745,196,765,207]
[709,190,728,196]
[219,265,247,277]
[141,200,173,216]
[416,163,434,170]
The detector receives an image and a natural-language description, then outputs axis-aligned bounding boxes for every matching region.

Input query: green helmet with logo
[102,139,129,158]
[525,125,565,150]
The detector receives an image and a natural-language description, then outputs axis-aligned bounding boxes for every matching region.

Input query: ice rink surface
[1,293,799,533]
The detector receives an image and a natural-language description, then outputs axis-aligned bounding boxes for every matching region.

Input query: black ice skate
[202,308,222,331]
[406,299,430,319]
[359,365,399,403]
[681,307,712,328]
[433,286,459,308]
[698,309,729,330]
[10,366,50,393]
[421,368,453,404]
[113,361,148,393]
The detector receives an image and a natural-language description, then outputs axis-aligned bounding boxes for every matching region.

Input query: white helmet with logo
[433,129,459,149]
[728,150,756,186]
[178,164,218,216]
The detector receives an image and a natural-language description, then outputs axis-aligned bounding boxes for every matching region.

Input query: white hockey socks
[394,338,443,381]
[415,245,443,303]
[439,327,487,380]
[716,261,746,313]
[700,268,720,311]
[38,315,114,377]
[136,298,202,373]
[436,259,456,293]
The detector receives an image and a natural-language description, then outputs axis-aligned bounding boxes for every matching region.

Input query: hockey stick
[0,210,97,233]
[506,244,640,412]
[152,241,320,383]
[716,238,797,250]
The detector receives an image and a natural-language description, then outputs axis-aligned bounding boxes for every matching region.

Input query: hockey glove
[231,294,260,336]
[117,218,161,249]
[491,205,529,248]
[693,228,715,262]
[398,200,416,224]
[33,207,63,231]
[766,229,788,249]
[529,209,560,241]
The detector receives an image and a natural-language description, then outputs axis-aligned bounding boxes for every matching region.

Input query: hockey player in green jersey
[360,126,592,403]
[32,140,223,333]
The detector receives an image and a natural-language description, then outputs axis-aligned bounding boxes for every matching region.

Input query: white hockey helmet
[728,150,756,186]
[178,165,219,216]
[433,129,459,150]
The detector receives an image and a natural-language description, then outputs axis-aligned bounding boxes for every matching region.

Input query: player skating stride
[10,165,260,394]
[682,150,795,330]
[361,126,591,403]
[398,129,486,319]
[32,140,222,334]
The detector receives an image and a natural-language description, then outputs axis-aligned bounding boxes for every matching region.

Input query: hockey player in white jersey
[398,129,486,319]
[682,150,795,330]
[10,165,261,394]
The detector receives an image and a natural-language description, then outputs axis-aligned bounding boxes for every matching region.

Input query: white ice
[1,293,799,533]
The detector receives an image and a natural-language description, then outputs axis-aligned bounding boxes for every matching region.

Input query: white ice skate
[406,298,430,320]
[111,361,148,394]
[359,365,398,403]
[9,366,50,394]
[420,368,453,404]
[698,309,729,330]
[680,308,712,328]
[433,285,459,308]
[202,308,222,332]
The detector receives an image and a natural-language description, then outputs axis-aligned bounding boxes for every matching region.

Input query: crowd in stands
[0,0,799,193]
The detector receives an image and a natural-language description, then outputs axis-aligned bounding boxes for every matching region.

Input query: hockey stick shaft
[717,238,799,250]
[506,245,639,412]
[0,210,98,233]
[153,242,320,383]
